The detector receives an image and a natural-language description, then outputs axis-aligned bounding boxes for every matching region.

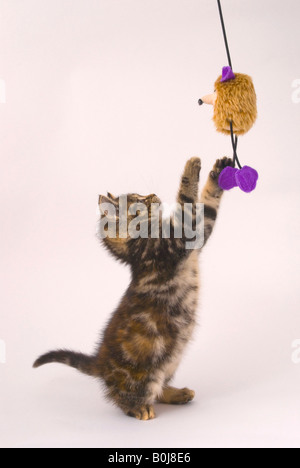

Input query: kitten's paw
[173,388,195,405]
[127,405,156,421]
[184,157,201,182]
[158,386,195,405]
[210,157,233,181]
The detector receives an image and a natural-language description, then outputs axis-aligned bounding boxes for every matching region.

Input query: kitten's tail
[33,350,97,377]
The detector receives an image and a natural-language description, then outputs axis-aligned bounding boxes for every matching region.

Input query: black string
[217,0,232,69]
[217,0,242,169]
[230,122,242,169]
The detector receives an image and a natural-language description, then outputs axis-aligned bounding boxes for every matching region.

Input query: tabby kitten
[34,156,232,420]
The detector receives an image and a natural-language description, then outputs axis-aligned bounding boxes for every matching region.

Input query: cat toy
[198,0,258,193]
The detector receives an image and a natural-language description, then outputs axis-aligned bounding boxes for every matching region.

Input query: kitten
[34,156,232,420]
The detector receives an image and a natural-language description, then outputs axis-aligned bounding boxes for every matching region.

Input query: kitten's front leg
[163,157,201,254]
[177,157,201,206]
[200,157,233,246]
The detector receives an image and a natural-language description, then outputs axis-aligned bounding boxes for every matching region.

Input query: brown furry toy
[199,66,258,193]
[199,67,257,136]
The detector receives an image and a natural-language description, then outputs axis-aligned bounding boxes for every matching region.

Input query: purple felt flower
[218,166,239,190]
[219,165,259,193]
[221,66,235,83]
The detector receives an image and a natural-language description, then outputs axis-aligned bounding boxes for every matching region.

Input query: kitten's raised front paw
[126,405,156,421]
[210,157,233,182]
[184,157,202,182]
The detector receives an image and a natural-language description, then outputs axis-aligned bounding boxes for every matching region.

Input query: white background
[0,0,300,448]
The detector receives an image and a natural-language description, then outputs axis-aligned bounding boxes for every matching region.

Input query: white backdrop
[0,0,300,448]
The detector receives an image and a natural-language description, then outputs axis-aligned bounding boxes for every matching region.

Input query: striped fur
[34,157,232,420]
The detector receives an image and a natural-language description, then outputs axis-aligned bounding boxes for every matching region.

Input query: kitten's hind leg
[158,386,195,405]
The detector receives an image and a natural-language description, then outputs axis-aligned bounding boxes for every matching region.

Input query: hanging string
[217,0,242,169]
[217,0,232,70]
[230,122,242,169]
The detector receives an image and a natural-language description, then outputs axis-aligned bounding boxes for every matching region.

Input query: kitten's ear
[99,195,109,205]
[98,195,119,217]
[99,194,118,205]
[107,192,117,201]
